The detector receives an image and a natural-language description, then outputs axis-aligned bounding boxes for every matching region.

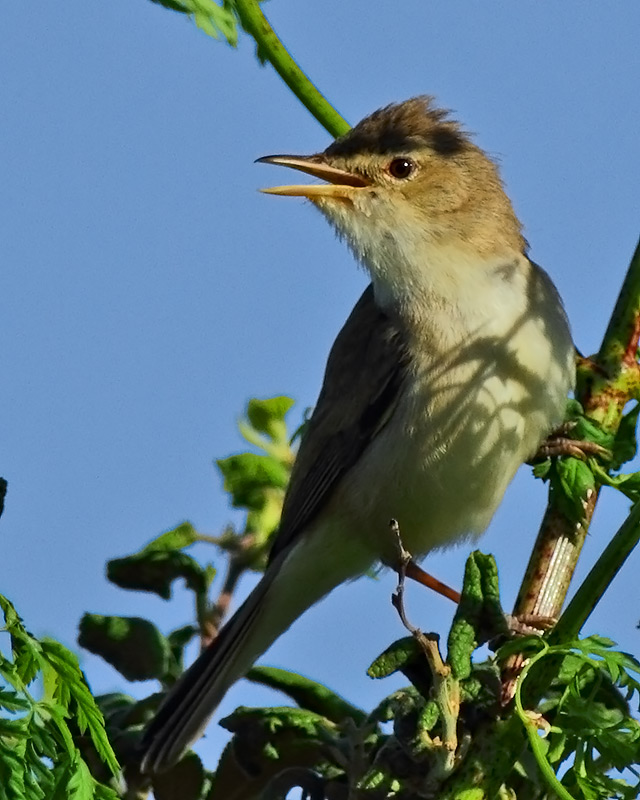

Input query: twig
[389,520,459,777]
[234,0,350,138]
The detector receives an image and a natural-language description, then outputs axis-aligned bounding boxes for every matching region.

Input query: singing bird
[140,96,575,772]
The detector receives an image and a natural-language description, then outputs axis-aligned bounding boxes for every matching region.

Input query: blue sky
[2,0,640,768]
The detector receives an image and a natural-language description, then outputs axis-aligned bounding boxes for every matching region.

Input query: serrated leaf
[0,594,22,630]
[0,741,28,800]
[65,756,96,800]
[246,666,366,724]
[78,614,171,683]
[560,694,625,730]
[40,640,119,776]
[0,690,29,713]
[107,549,206,599]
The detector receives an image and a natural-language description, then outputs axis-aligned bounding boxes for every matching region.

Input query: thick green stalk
[234,0,350,138]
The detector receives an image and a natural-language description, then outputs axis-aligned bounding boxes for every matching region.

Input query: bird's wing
[269,284,411,562]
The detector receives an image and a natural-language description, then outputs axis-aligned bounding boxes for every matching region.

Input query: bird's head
[259,97,527,308]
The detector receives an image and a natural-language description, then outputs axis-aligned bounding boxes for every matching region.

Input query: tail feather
[139,565,275,773]
[138,520,373,773]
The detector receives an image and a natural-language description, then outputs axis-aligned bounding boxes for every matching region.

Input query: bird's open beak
[256,155,370,199]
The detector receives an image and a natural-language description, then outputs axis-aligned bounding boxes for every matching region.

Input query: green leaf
[141,522,199,553]
[532,458,552,479]
[167,625,198,671]
[367,686,423,724]
[213,706,337,799]
[246,666,366,725]
[148,0,190,12]
[39,640,119,776]
[78,614,171,683]
[611,403,640,469]
[447,553,483,680]
[220,705,336,742]
[107,549,207,599]
[367,637,421,679]
[564,399,614,449]
[0,741,28,800]
[0,595,41,686]
[65,755,97,800]
[216,452,289,508]
[246,396,294,443]
[0,689,29,713]
[147,0,239,46]
[550,457,596,521]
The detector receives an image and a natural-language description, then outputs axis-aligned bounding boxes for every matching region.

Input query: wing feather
[269,285,410,562]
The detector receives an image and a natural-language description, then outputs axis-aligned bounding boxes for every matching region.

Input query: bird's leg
[387,518,462,605]
[389,519,416,633]
[532,420,611,461]
[405,561,462,605]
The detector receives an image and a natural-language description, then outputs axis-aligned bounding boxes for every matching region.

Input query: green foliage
[78,615,174,683]
[70,397,297,796]
[0,595,119,800]
[246,665,367,725]
[147,0,240,45]
[107,546,211,600]
[1,388,639,798]
[508,634,640,799]
[533,399,640,518]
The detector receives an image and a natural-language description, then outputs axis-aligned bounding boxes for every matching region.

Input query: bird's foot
[504,612,556,636]
[534,421,611,461]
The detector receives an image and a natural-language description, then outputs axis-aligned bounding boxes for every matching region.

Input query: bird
[139,96,575,772]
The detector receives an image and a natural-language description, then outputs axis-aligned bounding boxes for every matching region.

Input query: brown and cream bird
[140,96,575,772]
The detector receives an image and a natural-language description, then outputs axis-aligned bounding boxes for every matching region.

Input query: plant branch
[199,557,245,648]
[551,499,640,642]
[513,236,640,625]
[234,0,350,138]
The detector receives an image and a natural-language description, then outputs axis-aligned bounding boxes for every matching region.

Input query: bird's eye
[387,158,415,179]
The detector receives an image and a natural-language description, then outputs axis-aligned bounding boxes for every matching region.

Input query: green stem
[513,647,577,800]
[234,0,350,138]
[550,499,640,642]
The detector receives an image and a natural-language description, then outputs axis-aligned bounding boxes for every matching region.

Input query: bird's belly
[335,367,564,564]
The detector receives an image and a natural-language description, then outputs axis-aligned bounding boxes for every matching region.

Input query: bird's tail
[139,561,282,773]
[138,526,372,774]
